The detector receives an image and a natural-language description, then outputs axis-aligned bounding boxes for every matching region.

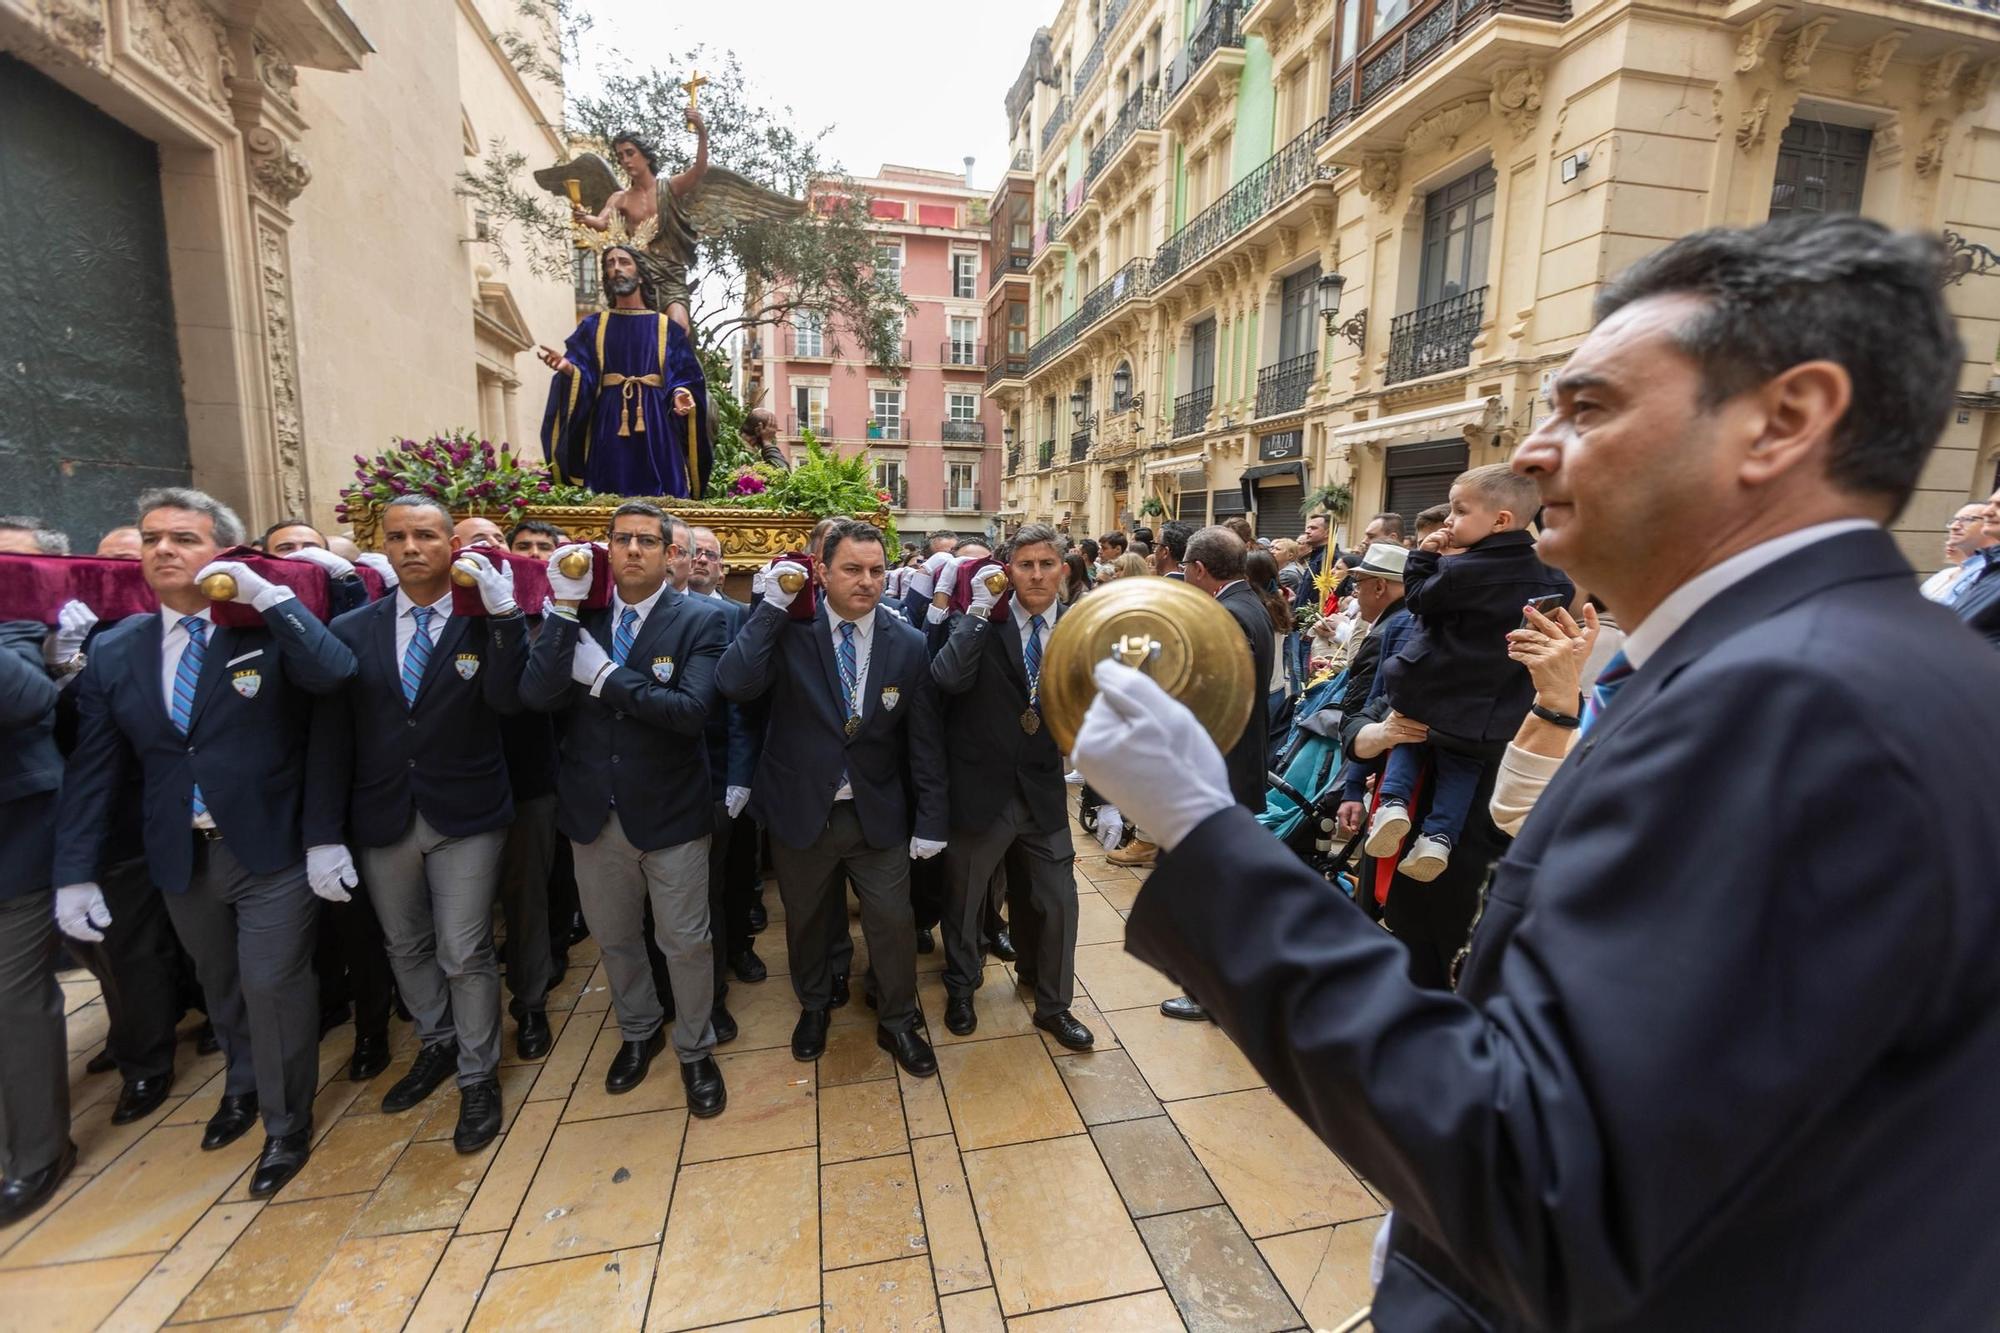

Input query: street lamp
[1069,387,1086,422]
[1318,270,1367,351]
[1111,362,1132,409]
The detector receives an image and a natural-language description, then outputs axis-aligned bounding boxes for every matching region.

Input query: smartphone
[1521,593,1569,628]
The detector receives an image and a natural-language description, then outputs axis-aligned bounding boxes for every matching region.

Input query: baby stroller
[1260,668,1363,892]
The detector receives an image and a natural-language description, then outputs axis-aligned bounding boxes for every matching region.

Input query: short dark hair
[1414,503,1451,537]
[1160,520,1195,562]
[260,517,322,548]
[1128,540,1151,559]
[1185,525,1247,581]
[823,519,886,566]
[1003,522,1061,562]
[383,494,452,529]
[611,132,661,175]
[1223,516,1256,545]
[1132,525,1154,544]
[1100,531,1128,551]
[1367,512,1405,538]
[611,500,671,543]
[926,532,957,552]
[953,536,990,555]
[1595,214,1959,515]
[507,519,568,547]
[1079,538,1099,561]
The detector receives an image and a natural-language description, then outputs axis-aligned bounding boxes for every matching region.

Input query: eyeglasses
[693,549,721,562]
[608,533,664,550]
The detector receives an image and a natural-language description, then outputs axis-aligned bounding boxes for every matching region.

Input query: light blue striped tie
[612,607,638,667]
[172,616,208,820]
[1024,613,1045,707]
[836,621,858,720]
[1578,649,1634,737]
[401,606,434,707]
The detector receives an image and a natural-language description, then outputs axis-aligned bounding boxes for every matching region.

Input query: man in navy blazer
[521,505,729,1115]
[305,496,528,1154]
[1071,217,2000,1329]
[717,520,949,1077]
[53,488,357,1198]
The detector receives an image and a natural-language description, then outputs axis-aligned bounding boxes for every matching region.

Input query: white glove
[197,560,291,611]
[909,837,947,860]
[51,599,97,664]
[1072,660,1231,852]
[548,543,593,601]
[453,550,518,616]
[725,786,750,818]
[282,545,355,579]
[306,844,357,904]
[909,551,952,600]
[968,563,1005,618]
[355,552,398,589]
[762,560,806,611]
[55,883,112,943]
[570,627,613,690]
[751,568,768,598]
[930,555,965,603]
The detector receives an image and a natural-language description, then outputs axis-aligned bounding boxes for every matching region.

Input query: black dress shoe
[382,1040,458,1113]
[729,949,767,983]
[605,1030,665,1094]
[746,900,767,933]
[944,995,977,1036]
[202,1092,259,1151]
[1034,1010,1095,1051]
[248,1128,312,1197]
[988,930,1017,962]
[566,910,589,946]
[875,1025,937,1078]
[0,1140,75,1226]
[347,1032,390,1083]
[828,972,850,1008]
[915,927,935,954]
[194,1022,221,1056]
[1159,995,1212,1022]
[86,1048,116,1076]
[515,1010,552,1061]
[112,1075,173,1125]
[453,1078,503,1153]
[791,1008,830,1062]
[711,1003,739,1045]
[681,1056,727,1118]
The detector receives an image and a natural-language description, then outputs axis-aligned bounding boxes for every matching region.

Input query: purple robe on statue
[541,308,712,498]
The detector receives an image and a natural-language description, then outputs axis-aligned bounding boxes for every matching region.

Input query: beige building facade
[1,0,572,541]
[987,0,2000,570]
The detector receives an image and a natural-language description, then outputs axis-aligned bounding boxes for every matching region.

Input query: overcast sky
[573,0,1047,193]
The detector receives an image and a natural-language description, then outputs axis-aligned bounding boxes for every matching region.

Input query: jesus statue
[538,245,713,499]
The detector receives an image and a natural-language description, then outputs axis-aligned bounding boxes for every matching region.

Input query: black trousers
[314,878,394,1041]
[498,794,557,1018]
[75,854,182,1081]
[547,834,580,958]
[942,796,1077,1018]
[706,800,753,996]
[0,890,67,1180]
[771,806,918,1029]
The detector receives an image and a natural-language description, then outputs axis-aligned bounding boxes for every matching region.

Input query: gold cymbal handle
[775,570,806,595]
[1109,633,1161,671]
[450,560,480,588]
[981,569,1010,597]
[198,573,238,602]
[557,549,591,579]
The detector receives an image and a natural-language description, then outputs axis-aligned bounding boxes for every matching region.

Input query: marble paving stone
[688,1312,822,1331]
[498,1108,685,1268]
[720,981,805,1053]
[527,991,603,1101]
[0,1171,87,1264]
[1003,1289,1187,1332]
[470,1244,655,1331]
[819,1254,941,1332]
[820,1078,909,1163]
[354,1137,497,1235]
[0,1252,158,1333]
[457,1098,562,1235]
[1091,1116,1223,1217]
[648,1146,818,1331]
[680,1046,817,1165]
[1035,993,1119,1055]
[404,1230,505,1333]
[276,1110,416,1201]
[413,1063,539,1141]
[1137,1205,1302,1333]
[1070,944,1177,1012]
[288,1227,451,1328]
[1077,860,1139,886]
[915,965,1036,1047]
[1258,1221,1380,1331]
[1092,878,1143,912]
[0,1121,259,1268]
[818,1015,895,1085]
[1052,1049,1162,1126]
[173,1192,368,1322]
[934,1036,1082,1152]
[73,1090,184,1174]
[820,1153,928,1270]
[1072,891,1129,946]
[563,1024,691,1122]
[102,1200,262,1328]
[64,1001,110,1054]
[936,1287,1005,1333]
[160,1311,288,1331]
[908,1135,990,1296]
[1104,1006,1262,1103]
[960,1135,1159,1316]
[897,1063,953,1140]
[1168,1089,1380,1238]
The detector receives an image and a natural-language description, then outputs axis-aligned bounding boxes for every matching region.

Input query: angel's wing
[685,166,809,234]
[533,153,622,214]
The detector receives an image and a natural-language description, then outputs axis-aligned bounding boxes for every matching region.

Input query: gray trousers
[943,794,1079,1019]
[360,816,505,1085]
[771,803,918,1029]
[572,812,715,1061]
[498,794,557,1017]
[162,838,320,1136]
[0,891,68,1179]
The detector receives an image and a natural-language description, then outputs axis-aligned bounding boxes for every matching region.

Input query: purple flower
[353,454,367,466]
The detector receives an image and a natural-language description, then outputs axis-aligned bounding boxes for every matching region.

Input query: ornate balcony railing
[1088,85,1161,184]
[1039,439,1057,469]
[784,331,832,359]
[1007,445,1022,475]
[1172,386,1214,438]
[1153,118,1332,283]
[1164,3,1245,103]
[1328,0,1569,125]
[1254,351,1317,419]
[1385,287,1486,385]
[1042,95,1071,150]
[986,354,1030,387]
[1075,0,1129,95]
[1026,258,1154,372]
[945,484,983,512]
[1070,427,1092,461]
[786,413,832,437]
[942,419,987,444]
[988,251,1031,291]
[942,341,985,368]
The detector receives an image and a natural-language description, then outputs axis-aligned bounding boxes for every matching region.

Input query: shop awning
[1332,396,1504,449]
[1142,451,1208,474]
[1239,461,1306,486]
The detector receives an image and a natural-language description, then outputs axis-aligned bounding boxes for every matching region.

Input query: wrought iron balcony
[786,413,832,437]
[1041,96,1071,150]
[1070,427,1092,462]
[942,419,987,444]
[784,330,833,359]
[1172,386,1214,439]
[1075,0,1129,96]
[1026,258,1153,373]
[944,484,984,512]
[1328,0,1569,125]
[942,341,986,368]
[1153,119,1332,284]
[986,354,1030,388]
[1007,445,1022,475]
[1385,287,1486,385]
[1088,85,1161,185]
[1254,351,1317,419]
[868,339,912,367]
[1039,439,1057,469]
[880,477,909,509]
[1164,3,1245,104]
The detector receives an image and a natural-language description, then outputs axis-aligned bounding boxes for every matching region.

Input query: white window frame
[948,315,980,366]
[946,459,979,510]
[791,382,829,432]
[793,309,825,357]
[875,242,904,291]
[947,390,980,423]
[870,387,904,440]
[872,456,904,504]
[951,251,979,299]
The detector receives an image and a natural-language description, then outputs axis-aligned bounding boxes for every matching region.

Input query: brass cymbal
[197,572,238,602]
[1039,576,1255,755]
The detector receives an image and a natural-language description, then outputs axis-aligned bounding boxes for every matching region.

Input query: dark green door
[0,54,190,547]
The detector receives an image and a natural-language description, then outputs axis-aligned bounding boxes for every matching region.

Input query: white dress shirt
[594,580,669,697]
[829,607,876,801]
[1008,596,1057,677]
[159,605,219,830]
[394,587,453,662]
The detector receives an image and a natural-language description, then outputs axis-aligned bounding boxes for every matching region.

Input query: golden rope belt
[601,373,665,436]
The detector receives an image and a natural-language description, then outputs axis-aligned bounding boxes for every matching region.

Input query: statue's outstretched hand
[538,344,574,376]
[672,387,695,417]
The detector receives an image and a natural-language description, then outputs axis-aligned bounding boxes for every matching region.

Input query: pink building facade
[748,165,1002,545]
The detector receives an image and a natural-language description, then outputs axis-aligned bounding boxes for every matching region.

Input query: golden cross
[681,69,708,119]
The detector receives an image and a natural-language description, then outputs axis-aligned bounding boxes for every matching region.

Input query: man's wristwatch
[1529,701,1581,729]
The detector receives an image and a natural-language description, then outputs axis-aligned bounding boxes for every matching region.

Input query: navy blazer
[1950,561,2000,646]
[55,599,357,892]
[306,599,528,848]
[699,593,758,792]
[1217,581,1277,810]
[1125,529,2000,1330]
[1,621,62,900]
[930,605,1068,835]
[716,600,948,851]
[1381,529,1573,741]
[519,585,725,851]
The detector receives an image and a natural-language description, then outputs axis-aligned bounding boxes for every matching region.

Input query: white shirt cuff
[250,585,297,613]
